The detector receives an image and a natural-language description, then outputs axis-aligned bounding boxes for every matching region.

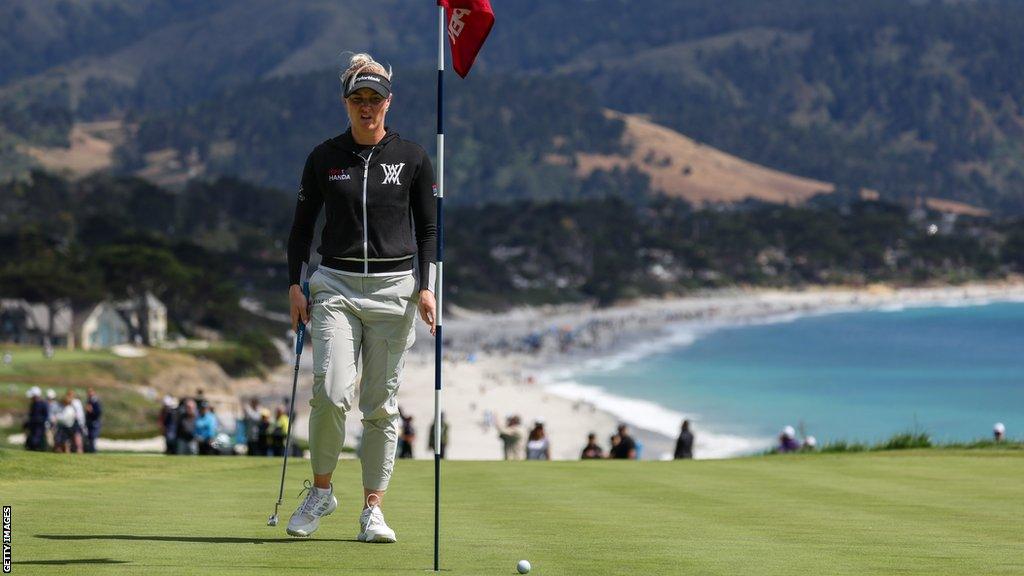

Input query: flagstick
[433,3,445,573]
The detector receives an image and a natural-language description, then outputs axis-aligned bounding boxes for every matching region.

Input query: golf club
[268,263,310,527]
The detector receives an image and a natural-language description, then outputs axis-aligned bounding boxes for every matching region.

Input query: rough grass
[0,345,186,383]
[1,448,1022,575]
[0,381,160,440]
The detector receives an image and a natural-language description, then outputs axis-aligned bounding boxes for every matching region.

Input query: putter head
[267,514,279,526]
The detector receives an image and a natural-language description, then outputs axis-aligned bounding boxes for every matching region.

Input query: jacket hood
[327,127,400,153]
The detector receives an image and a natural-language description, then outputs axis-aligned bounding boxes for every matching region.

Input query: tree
[92,245,191,346]
[0,252,102,345]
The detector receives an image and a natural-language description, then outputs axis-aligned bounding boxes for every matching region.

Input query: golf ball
[517,559,531,574]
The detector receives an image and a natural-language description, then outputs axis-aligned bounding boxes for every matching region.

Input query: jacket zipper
[361,150,374,274]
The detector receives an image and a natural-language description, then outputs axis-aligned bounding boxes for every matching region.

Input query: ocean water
[544,301,1024,458]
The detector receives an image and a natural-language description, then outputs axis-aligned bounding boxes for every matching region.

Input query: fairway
[1,449,1022,575]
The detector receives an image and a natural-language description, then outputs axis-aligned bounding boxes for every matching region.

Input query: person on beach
[674,420,694,460]
[497,415,524,460]
[285,52,437,542]
[525,420,551,460]
[398,415,416,459]
[580,433,604,459]
[429,412,449,460]
[993,422,1005,442]
[777,425,801,453]
[609,424,638,459]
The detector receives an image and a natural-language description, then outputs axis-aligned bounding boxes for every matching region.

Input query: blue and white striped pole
[433,3,445,572]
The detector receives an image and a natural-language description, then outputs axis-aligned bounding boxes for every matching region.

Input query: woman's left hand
[418,289,436,336]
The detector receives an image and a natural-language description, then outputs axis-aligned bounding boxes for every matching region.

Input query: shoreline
[405,281,1024,460]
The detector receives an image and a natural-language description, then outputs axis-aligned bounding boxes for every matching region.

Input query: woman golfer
[285,52,437,541]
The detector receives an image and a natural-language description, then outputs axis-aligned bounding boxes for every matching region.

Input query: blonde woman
[286,53,437,542]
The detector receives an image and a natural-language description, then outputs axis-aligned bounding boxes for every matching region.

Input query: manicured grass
[1,448,1022,575]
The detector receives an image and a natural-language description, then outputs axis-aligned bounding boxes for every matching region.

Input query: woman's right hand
[289,284,309,331]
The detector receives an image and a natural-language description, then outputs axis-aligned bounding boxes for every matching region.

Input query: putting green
[1,448,1022,575]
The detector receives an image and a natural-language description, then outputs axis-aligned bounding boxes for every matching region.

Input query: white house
[74,302,132,350]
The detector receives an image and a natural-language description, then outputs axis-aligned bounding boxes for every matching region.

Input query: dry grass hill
[561,109,834,206]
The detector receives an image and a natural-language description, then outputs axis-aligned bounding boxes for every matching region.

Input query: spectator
[429,412,449,459]
[994,422,1006,443]
[609,433,621,457]
[399,415,416,459]
[609,424,637,460]
[674,420,694,460]
[497,415,523,460]
[23,387,48,452]
[68,390,85,453]
[53,393,77,453]
[84,387,103,453]
[801,435,818,451]
[159,395,178,455]
[525,420,551,460]
[176,399,198,455]
[270,406,289,456]
[256,409,272,456]
[195,403,219,455]
[580,432,604,459]
[243,397,262,456]
[45,389,58,448]
[777,425,801,453]
[195,388,208,410]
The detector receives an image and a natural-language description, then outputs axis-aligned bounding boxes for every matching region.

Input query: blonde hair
[340,52,392,95]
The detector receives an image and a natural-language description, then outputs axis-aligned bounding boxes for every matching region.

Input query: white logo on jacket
[381,163,405,185]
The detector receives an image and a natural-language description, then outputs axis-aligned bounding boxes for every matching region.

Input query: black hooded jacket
[287,128,437,291]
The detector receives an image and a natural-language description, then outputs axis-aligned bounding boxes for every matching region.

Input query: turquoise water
[573,302,1024,446]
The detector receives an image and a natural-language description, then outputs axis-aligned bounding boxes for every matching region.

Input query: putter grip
[295,279,310,356]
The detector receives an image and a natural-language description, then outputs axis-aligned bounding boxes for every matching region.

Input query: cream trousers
[307,266,418,490]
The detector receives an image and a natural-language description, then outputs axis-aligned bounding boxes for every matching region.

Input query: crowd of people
[482,416,699,461]
[158,392,296,456]
[23,380,1009,460]
[22,386,102,453]
[774,422,1011,453]
[241,397,296,457]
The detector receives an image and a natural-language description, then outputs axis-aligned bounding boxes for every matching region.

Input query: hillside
[2,449,1022,575]
[4,172,1020,310]
[3,0,1024,211]
[570,110,834,206]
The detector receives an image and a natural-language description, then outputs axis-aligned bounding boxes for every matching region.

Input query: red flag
[439,0,494,78]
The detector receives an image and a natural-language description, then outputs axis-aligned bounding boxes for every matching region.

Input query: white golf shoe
[358,503,397,543]
[286,480,337,537]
